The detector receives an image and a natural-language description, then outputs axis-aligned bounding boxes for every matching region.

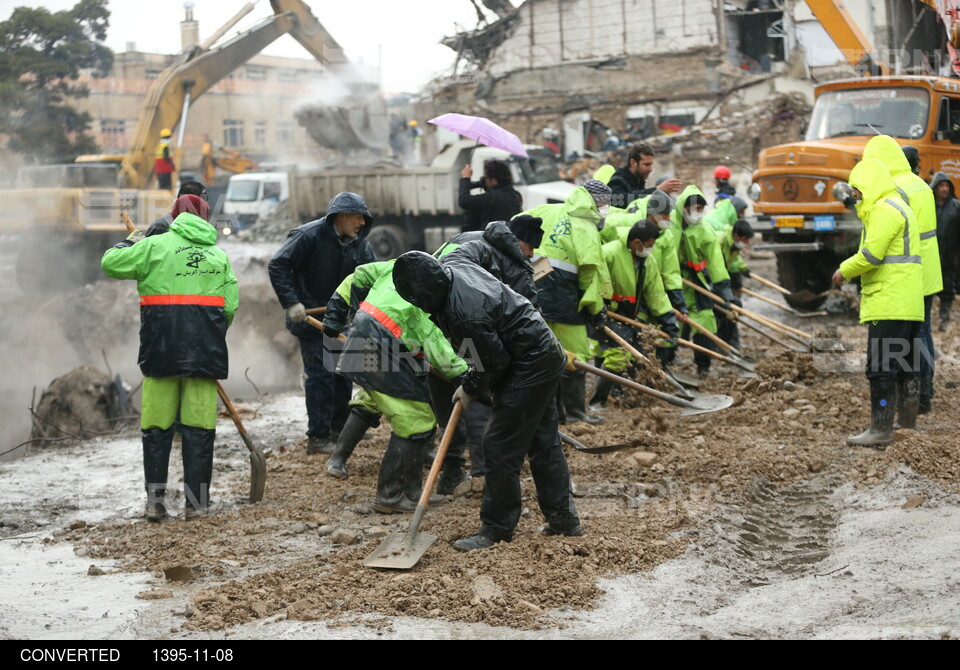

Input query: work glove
[321,322,341,339]
[286,302,307,323]
[667,289,688,315]
[741,268,751,279]
[564,351,578,372]
[126,229,145,244]
[589,305,608,329]
[658,311,680,343]
[452,385,475,410]
[713,281,736,311]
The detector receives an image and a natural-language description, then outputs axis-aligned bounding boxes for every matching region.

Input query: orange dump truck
[749,76,960,309]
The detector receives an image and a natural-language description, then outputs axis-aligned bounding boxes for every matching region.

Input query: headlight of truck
[747,183,761,201]
[832,181,853,203]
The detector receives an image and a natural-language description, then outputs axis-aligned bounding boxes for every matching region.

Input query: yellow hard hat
[160,128,172,138]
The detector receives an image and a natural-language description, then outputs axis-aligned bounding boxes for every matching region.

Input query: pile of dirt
[31,366,134,440]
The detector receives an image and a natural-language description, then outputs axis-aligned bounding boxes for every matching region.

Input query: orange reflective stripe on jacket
[360,301,403,339]
[140,294,225,307]
[686,259,708,272]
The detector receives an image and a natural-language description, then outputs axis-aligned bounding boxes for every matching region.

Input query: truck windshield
[805,87,930,141]
[515,148,563,184]
[226,180,260,202]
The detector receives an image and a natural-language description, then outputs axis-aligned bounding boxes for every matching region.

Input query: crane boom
[804,0,889,75]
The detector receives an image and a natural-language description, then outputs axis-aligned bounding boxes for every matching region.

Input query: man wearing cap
[392,251,582,552]
[155,128,176,191]
[269,193,377,455]
[101,194,239,521]
[713,166,737,203]
[523,180,614,424]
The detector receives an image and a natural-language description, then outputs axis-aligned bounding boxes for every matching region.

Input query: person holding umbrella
[459,161,522,233]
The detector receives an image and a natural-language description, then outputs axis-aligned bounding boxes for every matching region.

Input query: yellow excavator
[747,0,960,310]
[200,140,259,185]
[0,0,386,292]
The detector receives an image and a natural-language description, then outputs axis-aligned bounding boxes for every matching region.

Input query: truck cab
[749,76,960,308]
[223,172,290,231]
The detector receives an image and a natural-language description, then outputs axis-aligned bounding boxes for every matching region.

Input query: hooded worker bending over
[393,251,582,552]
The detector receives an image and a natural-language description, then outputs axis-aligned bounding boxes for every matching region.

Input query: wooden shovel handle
[607,312,748,369]
[682,278,812,340]
[742,287,795,314]
[408,401,463,535]
[749,272,791,296]
[674,308,737,354]
[305,315,347,341]
[121,210,136,234]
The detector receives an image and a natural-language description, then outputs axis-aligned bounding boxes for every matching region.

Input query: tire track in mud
[709,475,843,587]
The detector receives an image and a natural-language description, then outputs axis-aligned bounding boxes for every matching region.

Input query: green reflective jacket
[602,227,672,322]
[704,198,738,233]
[862,135,943,296]
[839,159,924,323]
[675,185,730,288]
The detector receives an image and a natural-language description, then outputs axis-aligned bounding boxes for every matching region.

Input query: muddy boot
[142,427,174,522]
[897,376,921,430]
[847,378,896,448]
[437,460,469,497]
[326,408,379,479]
[588,374,615,413]
[561,371,603,424]
[372,433,420,513]
[181,425,216,518]
[940,298,953,332]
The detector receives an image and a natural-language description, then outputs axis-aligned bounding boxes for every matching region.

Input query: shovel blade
[669,370,702,389]
[679,394,735,416]
[363,531,438,570]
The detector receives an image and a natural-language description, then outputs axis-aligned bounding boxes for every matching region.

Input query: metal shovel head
[679,394,735,416]
[670,370,702,389]
[362,531,438,570]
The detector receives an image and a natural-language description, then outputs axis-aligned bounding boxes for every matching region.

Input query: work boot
[697,364,711,381]
[181,425,216,517]
[326,408,379,479]
[847,377,896,448]
[540,523,585,537]
[373,431,433,514]
[437,461,469,497]
[896,376,921,430]
[561,371,604,424]
[588,374,615,413]
[142,427,174,523]
[452,533,498,552]
[306,435,336,455]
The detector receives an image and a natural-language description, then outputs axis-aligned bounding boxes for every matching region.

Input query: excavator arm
[121,0,384,189]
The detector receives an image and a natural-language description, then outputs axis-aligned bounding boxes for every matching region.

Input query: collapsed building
[420,0,946,183]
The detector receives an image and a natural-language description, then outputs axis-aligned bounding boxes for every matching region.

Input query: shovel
[607,312,756,374]
[572,358,734,416]
[742,288,827,319]
[560,431,637,454]
[364,401,463,570]
[601,325,697,400]
[749,272,831,311]
[215,381,266,503]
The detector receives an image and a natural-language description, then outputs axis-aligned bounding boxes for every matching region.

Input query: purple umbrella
[428,113,529,158]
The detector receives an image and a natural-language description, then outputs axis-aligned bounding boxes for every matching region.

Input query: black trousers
[480,374,578,542]
[865,320,922,382]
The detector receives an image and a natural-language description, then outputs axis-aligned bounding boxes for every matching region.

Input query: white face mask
[635,246,651,259]
[685,211,704,226]
[733,242,746,251]
[597,205,610,218]
[656,217,671,231]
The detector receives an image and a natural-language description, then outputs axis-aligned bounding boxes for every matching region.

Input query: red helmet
[714,165,731,180]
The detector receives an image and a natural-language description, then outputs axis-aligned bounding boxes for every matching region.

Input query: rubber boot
[897,376,921,430]
[940,298,953,333]
[437,458,469,496]
[326,408,379,479]
[373,433,420,513]
[847,377,896,448]
[588,374,615,413]
[561,371,603,424]
[142,427,174,522]
[181,425,216,518]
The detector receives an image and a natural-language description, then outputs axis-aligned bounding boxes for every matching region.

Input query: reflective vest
[155,140,174,174]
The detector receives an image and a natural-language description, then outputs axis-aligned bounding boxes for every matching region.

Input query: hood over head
[673,185,707,223]
[646,189,673,216]
[848,158,899,212]
[393,251,452,314]
[170,210,218,245]
[931,171,956,198]
[564,186,602,222]
[730,195,748,215]
[862,135,912,177]
[326,191,374,232]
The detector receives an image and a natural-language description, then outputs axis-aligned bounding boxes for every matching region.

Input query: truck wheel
[367,225,408,260]
[776,251,832,311]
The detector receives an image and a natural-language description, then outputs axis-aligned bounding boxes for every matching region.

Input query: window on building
[246,66,267,81]
[100,119,126,151]
[278,69,298,83]
[254,121,267,147]
[276,121,295,145]
[223,120,244,147]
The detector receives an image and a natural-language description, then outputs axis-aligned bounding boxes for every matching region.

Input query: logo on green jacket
[186,250,208,269]
[549,219,572,245]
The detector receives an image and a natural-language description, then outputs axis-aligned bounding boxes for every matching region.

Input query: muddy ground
[1,254,959,640]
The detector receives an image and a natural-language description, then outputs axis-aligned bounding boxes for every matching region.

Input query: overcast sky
[0,0,507,92]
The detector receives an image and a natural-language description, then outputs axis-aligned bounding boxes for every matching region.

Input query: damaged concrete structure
[426,0,946,160]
